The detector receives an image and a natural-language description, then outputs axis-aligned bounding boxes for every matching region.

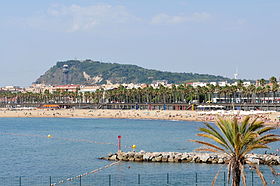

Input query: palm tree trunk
[232,159,241,186]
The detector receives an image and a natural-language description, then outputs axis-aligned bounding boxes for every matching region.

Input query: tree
[259,79,266,87]
[269,77,279,103]
[191,116,280,186]
[269,76,277,85]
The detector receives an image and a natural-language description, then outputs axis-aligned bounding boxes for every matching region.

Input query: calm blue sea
[0,118,279,185]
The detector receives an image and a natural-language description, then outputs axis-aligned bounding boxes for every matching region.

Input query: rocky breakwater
[100,151,280,165]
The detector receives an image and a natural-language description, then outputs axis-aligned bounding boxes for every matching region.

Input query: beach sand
[0,108,279,126]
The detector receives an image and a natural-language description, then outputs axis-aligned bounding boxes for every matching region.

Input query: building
[151,80,168,88]
[53,85,81,93]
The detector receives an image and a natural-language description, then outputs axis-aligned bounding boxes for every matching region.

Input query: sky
[1,0,280,86]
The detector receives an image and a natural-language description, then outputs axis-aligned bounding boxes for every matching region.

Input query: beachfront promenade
[2,102,280,111]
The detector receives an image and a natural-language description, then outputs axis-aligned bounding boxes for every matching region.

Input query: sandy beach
[0,108,280,126]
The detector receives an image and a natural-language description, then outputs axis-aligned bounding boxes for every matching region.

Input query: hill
[35,60,232,85]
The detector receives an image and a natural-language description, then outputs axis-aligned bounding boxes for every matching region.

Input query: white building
[191,82,208,88]
[151,80,168,88]
[218,81,228,87]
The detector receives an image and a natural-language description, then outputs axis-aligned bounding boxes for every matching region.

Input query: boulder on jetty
[100,152,280,165]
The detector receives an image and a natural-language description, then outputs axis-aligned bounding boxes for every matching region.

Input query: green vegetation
[85,78,279,104]
[1,77,279,105]
[35,60,231,85]
[191,116,280,186]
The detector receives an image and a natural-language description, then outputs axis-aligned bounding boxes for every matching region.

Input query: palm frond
[242,144,269,156]
[195,148,219,153]
[197,133,229,149]
[199,126,233,153]
[211,165,224,186]
[217,118,235,148]
[257,126,277,135]
[227,159,233,184]
[249,163,267,186]
[268,164,280,176]
[240,116,250,133]
[189,140,226,153]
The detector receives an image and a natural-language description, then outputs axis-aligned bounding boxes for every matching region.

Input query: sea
[0,118,279,185]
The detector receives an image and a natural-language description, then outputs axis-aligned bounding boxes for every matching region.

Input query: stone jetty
[100,151,280,165]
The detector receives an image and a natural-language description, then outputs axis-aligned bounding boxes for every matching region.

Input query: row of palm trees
[0,77,279,105]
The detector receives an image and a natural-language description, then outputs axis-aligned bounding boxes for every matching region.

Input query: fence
[1,172,279,186]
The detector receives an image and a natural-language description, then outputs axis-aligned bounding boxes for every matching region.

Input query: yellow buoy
[47,134,53,138]
[131,145,136,149]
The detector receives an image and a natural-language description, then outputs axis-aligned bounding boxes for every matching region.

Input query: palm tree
[268,77,278,103]
[247,84,256,103]
[269,76,277,85]
[191,116,280,186]
[259,79,266,87]
[264,85,271,103]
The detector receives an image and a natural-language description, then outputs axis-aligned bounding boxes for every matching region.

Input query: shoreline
[0,108,279,126]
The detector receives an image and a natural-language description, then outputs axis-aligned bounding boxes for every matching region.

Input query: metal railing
[1,172,280,186]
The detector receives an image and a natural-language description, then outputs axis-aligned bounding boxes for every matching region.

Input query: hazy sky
[1,0,280,86]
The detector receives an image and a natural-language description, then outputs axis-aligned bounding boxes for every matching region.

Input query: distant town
[0,80,254,95]
[1,77,280,111]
